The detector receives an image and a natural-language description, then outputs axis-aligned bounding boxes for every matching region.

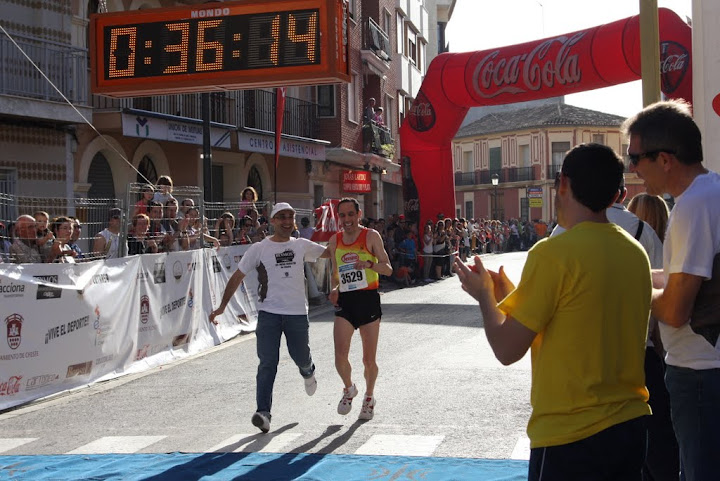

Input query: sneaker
[304,373,317,396]
[337,384,358,415]
[424,278,432,283]
[251,411,271,433]
[358,395,376,420]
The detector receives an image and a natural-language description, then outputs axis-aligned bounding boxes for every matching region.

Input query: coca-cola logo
[0,376,22,396]
[660,41,688,95]
[407,89,436,132]
[471,32,585,99]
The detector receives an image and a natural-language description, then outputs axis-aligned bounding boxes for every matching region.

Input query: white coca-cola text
[472,32,585,99]
[409,103,433,117]
[661,54,686,73]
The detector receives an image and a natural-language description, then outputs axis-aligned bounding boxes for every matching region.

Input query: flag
[274,87,286,170]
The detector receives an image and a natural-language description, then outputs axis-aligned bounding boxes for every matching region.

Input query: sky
[445,0,692,118]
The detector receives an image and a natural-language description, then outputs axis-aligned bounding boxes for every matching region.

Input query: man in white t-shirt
[625,99,720,481]
[209,202,329,433]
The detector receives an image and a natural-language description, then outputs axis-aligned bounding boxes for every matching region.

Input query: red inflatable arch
[400,7,692,225]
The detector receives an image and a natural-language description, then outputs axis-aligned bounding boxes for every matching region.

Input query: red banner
[342,170,371,193]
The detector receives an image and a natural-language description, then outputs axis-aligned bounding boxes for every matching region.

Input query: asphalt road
[0,252,532,461]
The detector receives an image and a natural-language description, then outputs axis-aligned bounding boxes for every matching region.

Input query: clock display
[91,0,349,97]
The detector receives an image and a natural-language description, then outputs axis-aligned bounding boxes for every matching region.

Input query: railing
[0,34,88,104]
[547,164,563,179]
[455,172,477,186]
[506,167,536,182]
[92,90,318,139]
[366,17,392,61]
[478,169,503,185]
[363,122,394,158]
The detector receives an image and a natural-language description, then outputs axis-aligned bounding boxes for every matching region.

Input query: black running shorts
[335,289,382,329]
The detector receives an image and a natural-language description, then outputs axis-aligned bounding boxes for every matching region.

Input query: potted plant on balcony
[380,143,395,158]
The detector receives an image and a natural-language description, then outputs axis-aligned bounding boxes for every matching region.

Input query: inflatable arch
[400,8,692,225]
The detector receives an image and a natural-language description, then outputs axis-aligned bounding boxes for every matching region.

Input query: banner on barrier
[0,246,256,411]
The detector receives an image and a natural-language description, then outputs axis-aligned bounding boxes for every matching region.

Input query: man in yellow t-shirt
[456,143,652,480]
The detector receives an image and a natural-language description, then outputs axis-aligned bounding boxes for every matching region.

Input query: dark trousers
[529,416,647,481]
[643,347,680,481]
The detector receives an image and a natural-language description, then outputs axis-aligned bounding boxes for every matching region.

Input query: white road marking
[510,434,531,460]
[66,436,166,454]
[0,438,37,453]
[355,434,444,457]
[208,432,303,453]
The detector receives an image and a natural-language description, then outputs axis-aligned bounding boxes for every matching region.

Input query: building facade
[0,0,454,224]
[452,101,644,223]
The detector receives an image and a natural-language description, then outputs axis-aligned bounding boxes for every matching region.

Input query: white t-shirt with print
[660,170,720,369]
[238,237,326,315]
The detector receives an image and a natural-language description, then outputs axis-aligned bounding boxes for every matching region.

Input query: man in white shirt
[626,99,720,481]
[209,202,329,433]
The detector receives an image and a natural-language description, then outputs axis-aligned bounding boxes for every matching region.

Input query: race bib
[338,263,368,292]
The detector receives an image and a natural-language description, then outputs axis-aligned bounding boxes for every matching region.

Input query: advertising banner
[0,248,257,411]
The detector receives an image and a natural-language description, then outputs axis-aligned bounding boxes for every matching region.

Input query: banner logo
[5,314,22,350]
[211,256,222,273]
[660,41,689,94]
[153,260,166,284]
[471,32,585,99]
[407,89,436,132]
[34,275,62,300]
[66,361,93,378]
[0,376,22,396]
[172,261,183,281]
[140,295,150,324]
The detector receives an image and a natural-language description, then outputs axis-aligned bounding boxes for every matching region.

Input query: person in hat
[209,202,330,433]
[93,208,125,259]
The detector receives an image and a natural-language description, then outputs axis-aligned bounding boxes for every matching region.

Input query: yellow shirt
[498,222,652,448]
[335,228,379,291]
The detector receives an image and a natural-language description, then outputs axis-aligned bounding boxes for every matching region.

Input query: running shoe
[358,395,376,420]
[251,411,271,433]
[337,384,358,415]
[304,373,317,396]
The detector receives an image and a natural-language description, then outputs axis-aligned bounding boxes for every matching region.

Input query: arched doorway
[247,165,263,201]
[136,155,158,185]
[88,152,115,199]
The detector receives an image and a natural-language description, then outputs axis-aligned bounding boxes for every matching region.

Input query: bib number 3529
[339,264,368,292]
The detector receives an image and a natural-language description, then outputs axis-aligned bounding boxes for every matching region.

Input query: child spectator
[153,175,176,205]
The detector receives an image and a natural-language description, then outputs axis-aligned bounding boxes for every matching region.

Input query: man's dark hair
[301,217,310,226]
[562,143,624,213]
[621,99,703,165]
[338,197,360,213]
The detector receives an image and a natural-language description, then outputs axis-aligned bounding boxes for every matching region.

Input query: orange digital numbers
[90,0,349,97]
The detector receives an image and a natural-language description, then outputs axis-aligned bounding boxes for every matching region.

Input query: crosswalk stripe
[510,435,530,460]
[208,433,303,453]
[355,434,444,457]
[0,438,37,454]
[66,436,166,454]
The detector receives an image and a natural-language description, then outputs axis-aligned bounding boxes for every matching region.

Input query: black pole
[202,93,212,204]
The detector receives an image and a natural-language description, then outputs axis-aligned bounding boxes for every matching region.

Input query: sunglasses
[628,149,674,166]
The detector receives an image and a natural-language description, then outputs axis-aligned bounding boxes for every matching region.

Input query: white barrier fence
[0,246,258,411]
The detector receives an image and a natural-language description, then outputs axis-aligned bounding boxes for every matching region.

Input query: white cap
[270,202,296,219]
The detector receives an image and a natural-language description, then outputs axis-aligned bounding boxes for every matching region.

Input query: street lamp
[491,173,499,220]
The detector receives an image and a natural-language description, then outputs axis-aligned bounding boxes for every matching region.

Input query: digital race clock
[90,0,349,97]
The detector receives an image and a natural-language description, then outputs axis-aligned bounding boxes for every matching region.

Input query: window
[396,13,403,54]
[407,29,417,64]
[384,94,394,131]
[592,133,605,145]
[347,0,356,20]
[489,147,502,172]
[551,141,571,167]
[383,9,392,35]
[519,144,530,168]
[465,201,474,220]
[317,85,335,117]
[137,155,158,184]
[348,72,359,123]
[463,151,473,173]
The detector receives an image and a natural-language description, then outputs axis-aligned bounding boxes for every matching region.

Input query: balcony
[0,34,90,123]
[362,18,392,77]
[363,122,394,159]
[92,89,318,139]
[455,167,538,186]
